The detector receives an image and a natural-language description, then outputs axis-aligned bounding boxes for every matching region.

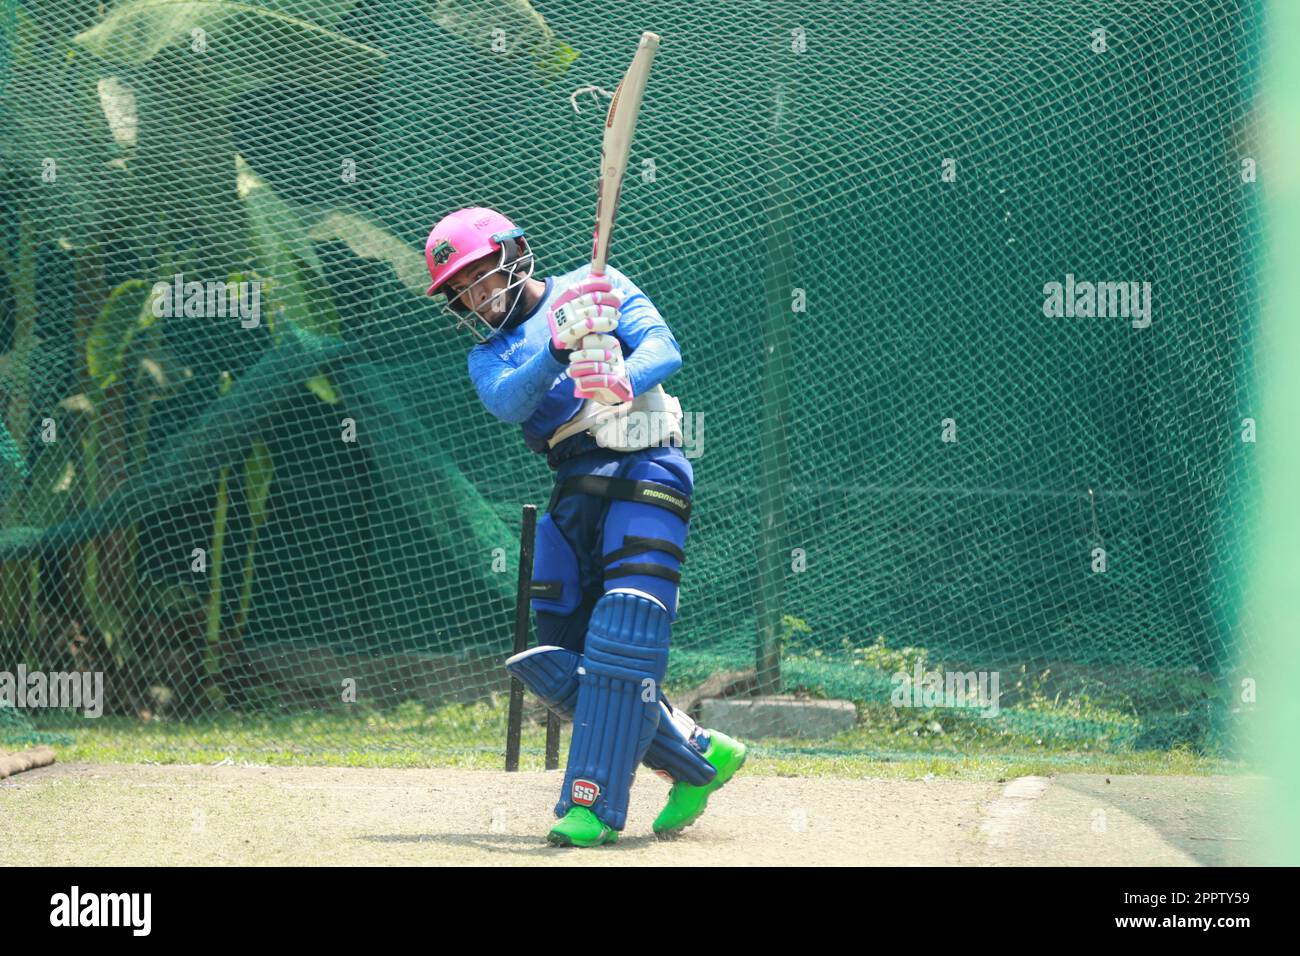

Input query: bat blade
[590,31,660,276]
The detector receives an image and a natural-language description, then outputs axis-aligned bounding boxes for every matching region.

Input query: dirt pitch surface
[0,762,1262,866]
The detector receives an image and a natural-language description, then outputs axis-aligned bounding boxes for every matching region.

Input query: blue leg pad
[641,700,717,787]
[505,645,581,716]
[556,591,670,830]
[505,646,716,788]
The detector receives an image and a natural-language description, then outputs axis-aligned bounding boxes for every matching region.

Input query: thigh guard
[599,457,692,619]
[528,511,582,617]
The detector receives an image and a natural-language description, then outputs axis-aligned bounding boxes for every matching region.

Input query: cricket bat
[575,31,660,400]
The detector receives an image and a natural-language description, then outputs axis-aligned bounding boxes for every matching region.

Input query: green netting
[0,0,1262,757]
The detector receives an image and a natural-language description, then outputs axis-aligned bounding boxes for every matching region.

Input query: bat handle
[581,264,615,352]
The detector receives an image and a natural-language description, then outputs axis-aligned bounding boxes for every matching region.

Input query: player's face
[446,258,510,328]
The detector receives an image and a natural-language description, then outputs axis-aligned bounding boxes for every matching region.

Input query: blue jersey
[466,264,682,457]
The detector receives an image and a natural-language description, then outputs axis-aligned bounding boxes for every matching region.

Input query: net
[0,0,1263,758]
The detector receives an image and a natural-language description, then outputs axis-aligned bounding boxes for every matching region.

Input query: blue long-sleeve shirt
[467,263,681,455]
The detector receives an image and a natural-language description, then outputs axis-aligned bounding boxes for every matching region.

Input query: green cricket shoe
[653,730,748,838]
[547,806,619,847]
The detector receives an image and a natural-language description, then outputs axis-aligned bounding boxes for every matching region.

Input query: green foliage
[85,278,155,388]
[74,0,385,93]
[776,613,813,653]
[847,634,929,675]
[421,0,580,82]
[0,419,25,480]
[308,210,429,296]
[236,154,341,341]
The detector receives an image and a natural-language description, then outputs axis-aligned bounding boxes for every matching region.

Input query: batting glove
[570,333,634,405]
[548,277,622,352]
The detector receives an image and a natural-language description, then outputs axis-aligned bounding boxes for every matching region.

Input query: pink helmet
[424,206,536,341]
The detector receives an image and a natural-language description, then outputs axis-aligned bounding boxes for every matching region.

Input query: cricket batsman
[425,206,747,846]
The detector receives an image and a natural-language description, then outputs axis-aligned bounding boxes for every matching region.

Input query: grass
[19,697,1247,781]
[3,625,1245,781]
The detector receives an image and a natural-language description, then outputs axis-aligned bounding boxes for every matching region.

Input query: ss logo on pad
[572,779,600,806]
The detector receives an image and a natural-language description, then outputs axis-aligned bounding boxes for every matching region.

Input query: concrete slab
[698,695,857,738]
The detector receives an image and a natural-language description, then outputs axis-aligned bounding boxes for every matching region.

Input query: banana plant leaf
[424,0,579,82]
[308,209,430,296]
[73,0,385,93]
